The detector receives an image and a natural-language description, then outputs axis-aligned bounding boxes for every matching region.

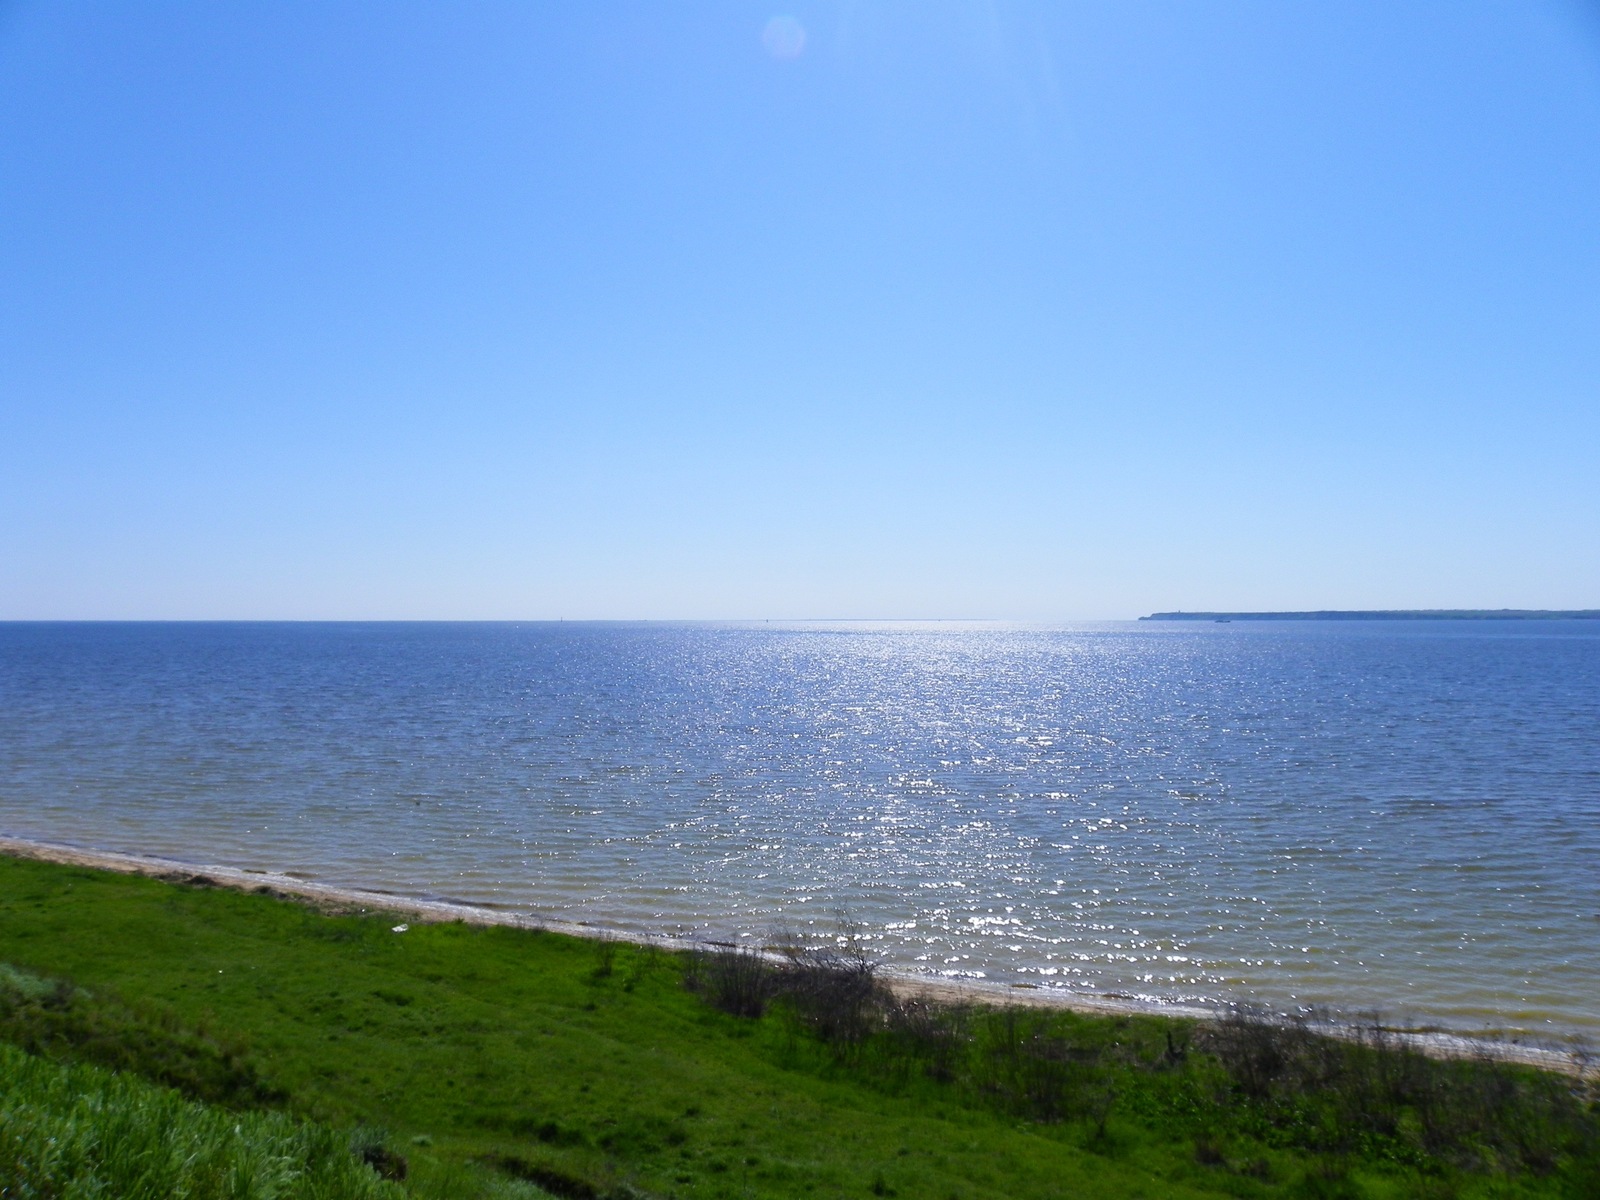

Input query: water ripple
[1,620,1597,1035]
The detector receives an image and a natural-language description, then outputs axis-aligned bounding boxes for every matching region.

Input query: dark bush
[686,927,890,1039]
[772,935,888,1047]
[683,943,775,1018]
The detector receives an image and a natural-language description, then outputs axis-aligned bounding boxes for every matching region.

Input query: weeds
[683,942,1600,1182]
[686,933,1129,1124]
[1198,1008,1598,1172]
[589,936,618,981]
[883,997,968,1082]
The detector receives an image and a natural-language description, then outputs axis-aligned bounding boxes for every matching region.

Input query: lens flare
[762,15,806,60]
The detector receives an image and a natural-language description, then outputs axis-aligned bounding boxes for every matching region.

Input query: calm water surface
[1,621,1596,1035]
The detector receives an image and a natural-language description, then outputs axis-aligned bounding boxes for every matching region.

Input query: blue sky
[3,2,1598,619]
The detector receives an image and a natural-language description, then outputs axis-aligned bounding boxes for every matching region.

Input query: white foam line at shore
[1,834,1590,1080]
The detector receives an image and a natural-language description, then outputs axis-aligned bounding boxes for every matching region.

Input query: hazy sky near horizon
[3,2,1598,620]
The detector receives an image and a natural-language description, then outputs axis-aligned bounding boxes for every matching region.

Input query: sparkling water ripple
[1,620,1596,1035]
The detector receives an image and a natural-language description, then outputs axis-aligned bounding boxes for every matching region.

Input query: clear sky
[3,2,1598,620]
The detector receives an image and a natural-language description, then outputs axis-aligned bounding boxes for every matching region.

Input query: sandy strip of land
[1,834,1590,1080]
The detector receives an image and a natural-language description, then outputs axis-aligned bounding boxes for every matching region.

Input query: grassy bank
[0,852,1595,1198]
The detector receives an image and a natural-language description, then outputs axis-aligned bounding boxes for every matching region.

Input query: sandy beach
[2,832,1588,1081]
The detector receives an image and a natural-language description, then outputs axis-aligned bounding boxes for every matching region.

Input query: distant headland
[1141,609,1600,622]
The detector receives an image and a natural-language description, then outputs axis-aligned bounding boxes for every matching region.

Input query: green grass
[0,1038,401,1199]
[0,853,1595,1199]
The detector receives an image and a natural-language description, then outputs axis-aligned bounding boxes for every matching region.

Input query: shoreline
[1,833,1590,1079]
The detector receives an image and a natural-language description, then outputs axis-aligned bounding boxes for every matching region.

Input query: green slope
[1,853,1593,1199]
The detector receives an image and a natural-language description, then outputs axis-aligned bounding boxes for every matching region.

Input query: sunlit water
[2,621,1596,1036]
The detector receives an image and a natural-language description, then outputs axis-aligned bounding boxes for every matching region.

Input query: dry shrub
[682,944,775,1019]
[771,931,889,1048]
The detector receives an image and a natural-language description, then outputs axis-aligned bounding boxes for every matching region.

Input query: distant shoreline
[2,833,1589,1078]
[1141,609,1600,622]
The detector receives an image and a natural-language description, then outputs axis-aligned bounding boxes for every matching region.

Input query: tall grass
[0,1039,401,1199]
